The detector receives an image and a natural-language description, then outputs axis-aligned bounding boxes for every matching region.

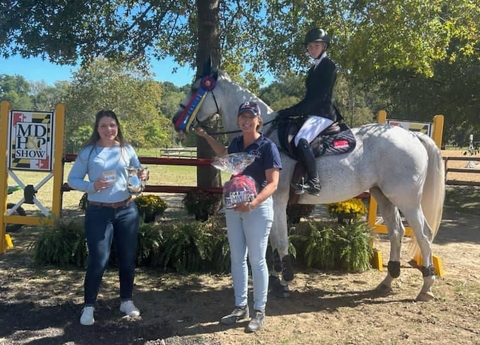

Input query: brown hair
[81,110,126,150]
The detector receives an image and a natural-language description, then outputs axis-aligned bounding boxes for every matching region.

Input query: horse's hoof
[269,278,291,298]
[268,275,280,290]
[375,283,392,295]
[415,291,435,302]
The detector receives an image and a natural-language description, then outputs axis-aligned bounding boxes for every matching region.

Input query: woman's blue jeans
[225,197,273,311]
[83,203,139,306]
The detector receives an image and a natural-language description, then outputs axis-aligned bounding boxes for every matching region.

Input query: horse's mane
[215,70,276,122]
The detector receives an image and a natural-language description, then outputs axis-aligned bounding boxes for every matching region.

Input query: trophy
[125,166,148,194]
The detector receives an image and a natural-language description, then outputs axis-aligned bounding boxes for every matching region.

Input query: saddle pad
[277,119,356,159]
[318,127,356,157]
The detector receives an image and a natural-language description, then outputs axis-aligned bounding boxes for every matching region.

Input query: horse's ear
[202,56,212,76]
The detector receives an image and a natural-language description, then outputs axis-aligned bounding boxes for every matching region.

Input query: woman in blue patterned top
[68,110,147,326]
[194,101,282,333]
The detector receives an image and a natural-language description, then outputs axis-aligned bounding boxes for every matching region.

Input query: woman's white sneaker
[120,300,140,317]
[80,306,95,326]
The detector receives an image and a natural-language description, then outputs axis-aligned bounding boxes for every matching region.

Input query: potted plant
[183,190,222,221]
[325,198,366,224]
[134,194,168,223]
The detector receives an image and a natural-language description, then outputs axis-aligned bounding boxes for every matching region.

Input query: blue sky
[0,55,196,87]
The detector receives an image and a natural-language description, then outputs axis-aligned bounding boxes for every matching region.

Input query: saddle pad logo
[333,139,349,149]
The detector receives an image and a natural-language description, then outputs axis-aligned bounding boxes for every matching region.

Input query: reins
[198,118,278,137]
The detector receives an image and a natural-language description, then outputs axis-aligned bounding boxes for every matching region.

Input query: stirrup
[290,179,307,195]
[305,180,321,196]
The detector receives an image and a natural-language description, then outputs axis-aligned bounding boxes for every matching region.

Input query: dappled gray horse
[172,70,445,301]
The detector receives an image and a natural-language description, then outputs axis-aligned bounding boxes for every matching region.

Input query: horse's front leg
[269,194,293,297]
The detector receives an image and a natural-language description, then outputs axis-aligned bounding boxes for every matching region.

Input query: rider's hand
[277,109,291,119]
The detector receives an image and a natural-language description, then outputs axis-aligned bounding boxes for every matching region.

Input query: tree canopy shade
[64,59,164,151]
[1,1,478,81]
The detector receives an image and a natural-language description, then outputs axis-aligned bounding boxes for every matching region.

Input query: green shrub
[29,217,87,267]
[135,194,168,223]
[160,219,227,272]
[305,225,337,270]
[335,222,374,272]
[136,222,163,266]
[29,215,230,272]
[204,216,230,273]
[29,213,371,273]
[183,190,222,221]
[289,220,374,272]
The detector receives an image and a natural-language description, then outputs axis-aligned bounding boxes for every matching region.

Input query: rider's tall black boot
[291,138,321,196]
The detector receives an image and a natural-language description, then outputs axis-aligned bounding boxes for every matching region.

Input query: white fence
[160,147,197,159]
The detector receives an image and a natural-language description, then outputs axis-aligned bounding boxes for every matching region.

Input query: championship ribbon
[175,76,216,133]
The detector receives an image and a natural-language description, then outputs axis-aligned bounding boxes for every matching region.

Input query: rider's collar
[314,52,327,69]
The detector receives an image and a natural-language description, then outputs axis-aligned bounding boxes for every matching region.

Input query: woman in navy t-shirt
[194,101,282,333]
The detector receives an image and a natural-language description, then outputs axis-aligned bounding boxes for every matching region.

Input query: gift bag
[212,153,258,209]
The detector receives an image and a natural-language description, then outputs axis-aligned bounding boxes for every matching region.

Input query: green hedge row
[29,217,374,273]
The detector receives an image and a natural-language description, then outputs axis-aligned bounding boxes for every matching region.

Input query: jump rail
[443,156,480,186]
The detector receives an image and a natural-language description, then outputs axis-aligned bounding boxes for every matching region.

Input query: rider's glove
[277,109,292,120]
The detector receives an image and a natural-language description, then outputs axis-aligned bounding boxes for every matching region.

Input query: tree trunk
[195,0,221,188]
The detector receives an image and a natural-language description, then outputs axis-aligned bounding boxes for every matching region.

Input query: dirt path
[1,187,480,345]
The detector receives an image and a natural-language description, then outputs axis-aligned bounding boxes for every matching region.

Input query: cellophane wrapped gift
[212,153,258,208]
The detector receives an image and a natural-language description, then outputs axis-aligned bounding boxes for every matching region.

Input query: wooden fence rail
[444,156,480,186]
[62,154,223,194]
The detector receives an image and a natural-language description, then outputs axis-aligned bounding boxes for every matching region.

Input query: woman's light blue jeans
[225,197,273,311]
[83,203,139,306]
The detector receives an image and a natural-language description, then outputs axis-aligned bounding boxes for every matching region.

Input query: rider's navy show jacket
[279,56,338,121]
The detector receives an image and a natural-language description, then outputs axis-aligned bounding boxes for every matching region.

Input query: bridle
[175,75,220,133]
[176,74,277,137]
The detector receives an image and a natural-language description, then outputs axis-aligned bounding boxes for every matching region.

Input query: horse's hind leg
[370,187,406,295]
[400,207,435,302]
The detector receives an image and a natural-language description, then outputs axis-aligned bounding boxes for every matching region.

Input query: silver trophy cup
[126,166,147,194]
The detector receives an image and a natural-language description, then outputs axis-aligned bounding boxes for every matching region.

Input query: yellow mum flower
[326,198,366,219]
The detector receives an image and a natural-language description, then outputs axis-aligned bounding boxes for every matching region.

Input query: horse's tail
[410,132,445,257]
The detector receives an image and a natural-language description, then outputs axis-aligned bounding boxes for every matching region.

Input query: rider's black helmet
[304,28,330,48]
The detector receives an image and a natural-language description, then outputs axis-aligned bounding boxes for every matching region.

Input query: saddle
[277,117,357,205]
[277,117,356,160]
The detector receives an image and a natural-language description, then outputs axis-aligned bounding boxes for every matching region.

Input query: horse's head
[172,60,221,134]
[172,62,277,143]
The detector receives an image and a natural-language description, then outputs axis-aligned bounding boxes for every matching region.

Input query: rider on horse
[277,28,340,196]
